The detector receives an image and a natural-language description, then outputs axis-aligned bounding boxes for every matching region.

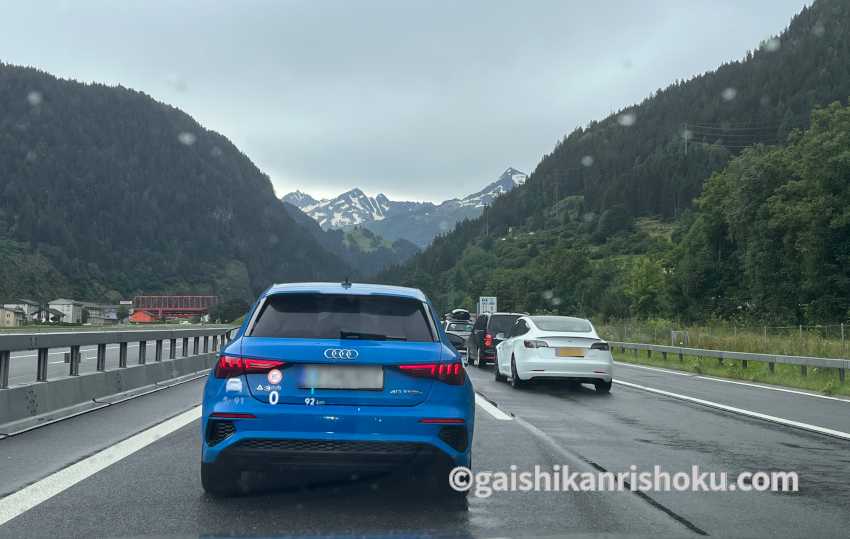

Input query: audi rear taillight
[590,341,610,351]
[214,355,286,378]
[524,339,549,348]
[398,362,465,385]
[483,333,493,348]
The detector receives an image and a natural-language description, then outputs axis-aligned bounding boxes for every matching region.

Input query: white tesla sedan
[494,315,613,392]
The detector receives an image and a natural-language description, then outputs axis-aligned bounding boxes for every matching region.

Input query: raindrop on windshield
[764,38,781,52]
[721,87,737,101]
[581,155,594,167]
[812,22,825,37]
[178,132,197,146]
[542,290,554,300]
[27,91,42,106]
[617,112,636,127]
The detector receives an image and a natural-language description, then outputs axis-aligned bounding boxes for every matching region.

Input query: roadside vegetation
[613,349,850,398]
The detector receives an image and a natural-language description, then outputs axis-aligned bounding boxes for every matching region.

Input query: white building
[0,306,25,327]
[3,299,40,321]
[49,299,84,324]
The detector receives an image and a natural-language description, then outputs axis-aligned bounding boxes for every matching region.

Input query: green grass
[614,350,850,397]
[598,319,850,359]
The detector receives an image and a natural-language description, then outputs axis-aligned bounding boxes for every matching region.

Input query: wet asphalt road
[1,360,849,538]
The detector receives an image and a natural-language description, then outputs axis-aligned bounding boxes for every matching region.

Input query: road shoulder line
[0,405,201,527]
[614,379,850,441]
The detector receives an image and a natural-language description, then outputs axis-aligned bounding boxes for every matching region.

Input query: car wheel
[510,355,526,389]
[421,459,469,507]
[201,462,241,497]
[494,360,507,383]
[594,380,612,394]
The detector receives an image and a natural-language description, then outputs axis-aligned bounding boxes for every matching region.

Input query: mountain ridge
[284,167,527,246]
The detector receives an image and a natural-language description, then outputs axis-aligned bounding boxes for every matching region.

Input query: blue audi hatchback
[201,282,474,497]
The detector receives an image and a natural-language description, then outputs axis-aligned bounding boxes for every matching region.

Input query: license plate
[556,347,585,358]
[298,365,384,390]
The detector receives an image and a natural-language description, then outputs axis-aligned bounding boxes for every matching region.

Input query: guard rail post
[0,350,9,389]
[138,341,146,365]
[69,345,80,376]
[37,348,49,381]
[96,344,106,371]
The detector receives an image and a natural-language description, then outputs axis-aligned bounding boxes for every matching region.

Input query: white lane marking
[614,380,850,441]
[615,361,850,403]
[0,406,201,526]
[475,393,512,421]
[614,361,692,377]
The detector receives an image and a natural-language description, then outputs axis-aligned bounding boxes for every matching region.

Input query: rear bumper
[202,398,474,470]
[516,352,613,382]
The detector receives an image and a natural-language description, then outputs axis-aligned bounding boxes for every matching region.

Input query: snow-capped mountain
[281,190,318,208]
[282,167,527,246]
[285,188,403,229]
[457,167,527,208]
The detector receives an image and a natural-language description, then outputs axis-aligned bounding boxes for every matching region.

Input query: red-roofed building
[129,310,158,324]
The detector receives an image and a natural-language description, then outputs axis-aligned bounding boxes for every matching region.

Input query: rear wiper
[340,331,407,341]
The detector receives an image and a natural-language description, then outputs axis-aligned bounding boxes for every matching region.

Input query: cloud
[0,0,811,200]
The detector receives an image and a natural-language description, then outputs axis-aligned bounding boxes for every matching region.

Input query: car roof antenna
[341,276,353,289]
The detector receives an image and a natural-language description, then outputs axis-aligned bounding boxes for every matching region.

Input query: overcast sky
[0,0,810,201]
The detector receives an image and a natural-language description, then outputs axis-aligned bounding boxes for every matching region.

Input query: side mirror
[495,332,506,340]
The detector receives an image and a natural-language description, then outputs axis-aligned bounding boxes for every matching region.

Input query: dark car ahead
[466,312,523,367]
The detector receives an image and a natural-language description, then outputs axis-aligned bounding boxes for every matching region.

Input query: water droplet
[542,290,554,300]
[760,95,771,107]
[764,38,780,52]
[682,128,693,141]
[812,22,825,37]
[166,74,188,93]
[177,132,196,146]
[27,91,42,106]
[210,146,223,157]
[581,155,594,167]
[551,297,562,306]
[25,150,37,162]
[617,112,636,127]
[721,87,737,101]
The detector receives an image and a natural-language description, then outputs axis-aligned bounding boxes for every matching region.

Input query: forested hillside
[0,63,350,302]
[381,0,850,324]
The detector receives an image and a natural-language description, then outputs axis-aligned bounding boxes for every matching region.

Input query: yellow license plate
[556,347,585,358]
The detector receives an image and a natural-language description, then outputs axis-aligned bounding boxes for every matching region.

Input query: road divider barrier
[0,327,236,427]
[612,341,848,382]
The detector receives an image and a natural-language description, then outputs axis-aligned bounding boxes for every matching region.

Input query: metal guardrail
[0,327,238,389]
[611,341,848,382]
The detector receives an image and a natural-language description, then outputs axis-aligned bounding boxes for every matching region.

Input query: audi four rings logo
[324,348,359,359]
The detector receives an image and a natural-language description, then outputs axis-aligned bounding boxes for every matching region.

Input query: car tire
[201,462,241,497]
[420,459,469,507]
[510,355,526,389]
[594,380,613,394]
[494,361,507,383]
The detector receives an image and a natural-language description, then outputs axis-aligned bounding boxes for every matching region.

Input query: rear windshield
[488,314,520,335]
[531,316,593,333]
[249,293,435,342]
[447,322,473,332]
